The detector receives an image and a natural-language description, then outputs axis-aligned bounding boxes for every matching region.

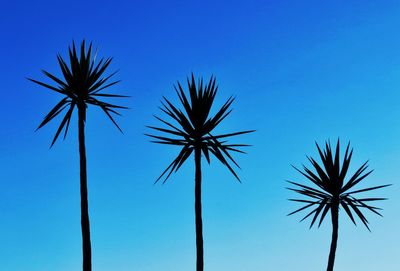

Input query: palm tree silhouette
[147,74,254,271]
[28,40,127,271]
[287,140,390,271]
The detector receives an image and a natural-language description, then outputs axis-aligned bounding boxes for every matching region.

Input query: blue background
[1,1,399,270]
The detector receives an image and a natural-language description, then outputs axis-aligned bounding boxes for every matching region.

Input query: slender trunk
[78,105,92,271]
[327,204,339,271]
[194,147,204,271]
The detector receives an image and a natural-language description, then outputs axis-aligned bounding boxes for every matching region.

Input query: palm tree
[28,40,127,271]
[287,140,390,271]
[147,74,254,271]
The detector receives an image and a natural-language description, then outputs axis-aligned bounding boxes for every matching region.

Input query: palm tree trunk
[194,147,204,271]
[78,105,92,271]
[327,204,339,271]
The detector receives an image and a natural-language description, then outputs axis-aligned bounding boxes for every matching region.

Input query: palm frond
[287,139,390,230]
[29,40,128,146]
[147,74,253,183]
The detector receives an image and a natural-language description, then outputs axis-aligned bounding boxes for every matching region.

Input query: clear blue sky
[1,1,399,270]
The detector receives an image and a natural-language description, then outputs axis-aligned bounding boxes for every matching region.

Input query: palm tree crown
[287,140,390,230]
[28,40,127,145]
[146,74,254,183]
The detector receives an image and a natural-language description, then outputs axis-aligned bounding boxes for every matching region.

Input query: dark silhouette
[287,140,390,271]
[147,74,254,271]
[28,41,127,271]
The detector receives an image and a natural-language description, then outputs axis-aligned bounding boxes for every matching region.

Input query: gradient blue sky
[1,1,400,270]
